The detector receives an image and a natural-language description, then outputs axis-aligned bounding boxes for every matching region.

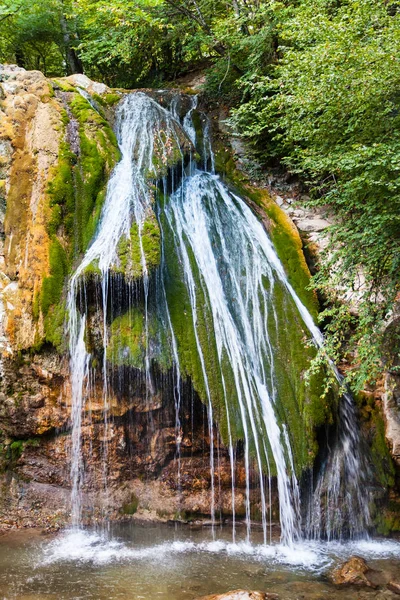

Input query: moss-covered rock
[107,306,172,372]
[159,182,330,476]
[115,213,161,280]
[68,93,120,253]
[147,124,191,180]
[356,391,396,489]
[36,90,120,349]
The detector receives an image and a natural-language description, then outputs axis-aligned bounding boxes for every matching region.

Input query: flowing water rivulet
[67,91,371,548]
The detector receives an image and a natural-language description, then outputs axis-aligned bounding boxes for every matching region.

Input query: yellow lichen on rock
[0,67,61,350]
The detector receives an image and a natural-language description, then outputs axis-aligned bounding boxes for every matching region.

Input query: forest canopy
[1,0,399,392]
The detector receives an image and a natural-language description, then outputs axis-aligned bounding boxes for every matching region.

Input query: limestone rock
[66,73,109,95]
[294,216,330,233]
[330,556,377,588]
[195,592,278,600]
[383,372,400,466]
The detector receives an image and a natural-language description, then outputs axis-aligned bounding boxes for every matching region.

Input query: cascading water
[305,386,371,540]
[67,92,191,525]
[161,172,303,546]
[66,90,370,544]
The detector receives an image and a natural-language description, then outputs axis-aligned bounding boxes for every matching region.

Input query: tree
[0,0,83,75]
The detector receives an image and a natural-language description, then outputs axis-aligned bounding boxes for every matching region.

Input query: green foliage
[0,0,81,76]
[232,0,400,392]
[0,0,273,88]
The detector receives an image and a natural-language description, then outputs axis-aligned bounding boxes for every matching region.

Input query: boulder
[195,592,278,600]
[330,556,377,588]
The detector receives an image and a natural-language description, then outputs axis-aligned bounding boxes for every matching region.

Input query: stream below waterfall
[1,524,400,599]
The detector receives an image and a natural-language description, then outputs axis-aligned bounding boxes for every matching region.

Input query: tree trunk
[15,47,26,69]
[59,12,83,75]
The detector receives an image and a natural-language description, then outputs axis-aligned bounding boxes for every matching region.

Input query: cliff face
[0,64,398,534]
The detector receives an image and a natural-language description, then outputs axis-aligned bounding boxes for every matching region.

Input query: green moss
[356,392,396,489]
[158,172,330,476]
[43,301,67,352]
[32,290,40,322]
[108,309,145,368]
[161,205,272,469]
[4,438,42,470]
[10,440,23,462]
[104,93,122,106]
[33,91,120,353]
[40,239,68,316]
[375,499,400,536]
[116,213,161,279]
[52,79,76,92]
[47,141,75,237]
[266,279,333,472]
[121,494,139,515]
[92,92,122,107]
[191,111,204,154]
[142,217,161,269]
[82,260,101,278]
[107,306,172,371]
[68,93,120,254]
[371,411,396,488]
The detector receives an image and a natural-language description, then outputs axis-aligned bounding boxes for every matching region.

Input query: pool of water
[1,523,400,599]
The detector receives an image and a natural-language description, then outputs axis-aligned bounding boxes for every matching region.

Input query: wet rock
[383,372,400,466]
[195,592,278,600]
[330,556,377,588]
[388,582,400,595]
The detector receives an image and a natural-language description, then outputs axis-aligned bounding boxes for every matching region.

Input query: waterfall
[67,92,190,524]
[66,91,370,543]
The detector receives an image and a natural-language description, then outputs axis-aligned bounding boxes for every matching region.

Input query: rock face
[0,64,120,355]
[383,305,400,469]
[330,556,376,588]
[196,592,278,600]
[383,373,400,465]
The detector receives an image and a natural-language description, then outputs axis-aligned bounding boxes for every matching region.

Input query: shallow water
[1,523,400,599]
